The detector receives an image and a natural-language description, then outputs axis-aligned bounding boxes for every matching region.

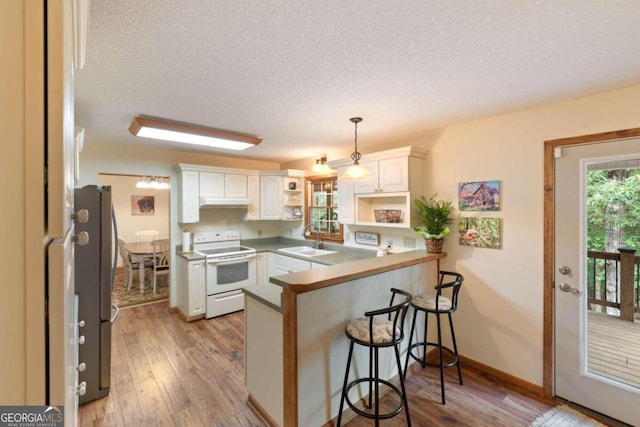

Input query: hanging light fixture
[311,156,333,174]
[136,176,170,190]
[339,117,372,181]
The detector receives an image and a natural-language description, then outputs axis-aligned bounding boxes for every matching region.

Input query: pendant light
[339,117,372,181]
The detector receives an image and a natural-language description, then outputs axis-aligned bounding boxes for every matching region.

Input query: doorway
[98,173,171,307]
[544,129,640,426]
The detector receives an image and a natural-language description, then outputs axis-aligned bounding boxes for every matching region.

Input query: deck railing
[586,248,639,322]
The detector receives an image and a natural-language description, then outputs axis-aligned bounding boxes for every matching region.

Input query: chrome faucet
[302,223,326,249]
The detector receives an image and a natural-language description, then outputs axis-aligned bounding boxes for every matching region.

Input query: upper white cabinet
[245,174,260,221]
[259,170,305,220]
[177,170,200,223]
[336,166,355,225]
[328,147,427,229]
[354,157,409,194]
[199,171,249,199]
[260,175,283,220]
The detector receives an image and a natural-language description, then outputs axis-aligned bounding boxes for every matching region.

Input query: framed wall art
[131,195,155,215]
[458,180,500,211]
[458,217,501,249]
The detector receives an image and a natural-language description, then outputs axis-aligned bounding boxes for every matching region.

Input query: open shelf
[355,192,411,228]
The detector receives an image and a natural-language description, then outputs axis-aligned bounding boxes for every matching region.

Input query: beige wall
[403,84,640,385]
[0,1,27,403]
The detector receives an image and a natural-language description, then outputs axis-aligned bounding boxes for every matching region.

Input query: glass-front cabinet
[306,176,343,243]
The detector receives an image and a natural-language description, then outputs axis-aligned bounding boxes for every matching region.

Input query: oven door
[206,253,256,295]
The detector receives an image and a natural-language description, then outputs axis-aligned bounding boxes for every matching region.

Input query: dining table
[125,241,154,294]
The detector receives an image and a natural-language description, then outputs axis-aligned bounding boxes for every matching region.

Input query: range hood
[199,197,250,208]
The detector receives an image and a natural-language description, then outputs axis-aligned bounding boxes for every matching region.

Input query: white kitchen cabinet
[259,170,305,220]
[199,171,248,199]
[199,172,224,198]
[245,174,260,220]
[354,156,409,194]
[329,146,427,229]
[177,170,200,223]
[268,252,311,277]
[177,256,206,321]
[256,252,269,284]
[260,175,283,220]
[336,166,355,225]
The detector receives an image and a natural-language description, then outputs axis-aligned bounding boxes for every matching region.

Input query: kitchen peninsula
[244,250,445,427]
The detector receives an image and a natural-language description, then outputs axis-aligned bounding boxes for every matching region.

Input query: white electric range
[193,230,256,318]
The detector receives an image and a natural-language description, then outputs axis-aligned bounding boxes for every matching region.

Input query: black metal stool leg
[336,341,354,427]
[395,343,412,426]
[374,347,380,427]
[422,311,429,368]
[436,312,445,404]
[404,309,418,380]
[449,312,463,385]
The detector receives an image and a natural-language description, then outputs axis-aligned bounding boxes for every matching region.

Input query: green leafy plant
[413,194,453,239]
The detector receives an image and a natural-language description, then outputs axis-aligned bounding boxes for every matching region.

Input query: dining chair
[118,237,153,292]
[150,238,170,294]
[134,229,160,243]
[117,238,136,292]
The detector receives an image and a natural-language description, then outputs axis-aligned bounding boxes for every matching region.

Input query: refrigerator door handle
[110,303,119,323]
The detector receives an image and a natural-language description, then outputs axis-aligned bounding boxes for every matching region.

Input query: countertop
[243,283,283,312]
[241,236,377,265]
[270,250,446,293]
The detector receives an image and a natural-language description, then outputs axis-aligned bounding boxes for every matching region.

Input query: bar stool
[404,271,464,404]
[336,288,412,427]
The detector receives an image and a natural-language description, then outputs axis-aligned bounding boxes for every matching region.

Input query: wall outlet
[345,231,351,241]
[403,237,416,248]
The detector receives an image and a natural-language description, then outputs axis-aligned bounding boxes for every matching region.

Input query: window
[305,175,343,243]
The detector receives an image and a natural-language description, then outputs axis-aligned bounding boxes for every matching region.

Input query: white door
[554,138,640,426]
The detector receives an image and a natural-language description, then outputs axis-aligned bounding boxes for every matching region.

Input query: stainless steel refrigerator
[74,185,119,404]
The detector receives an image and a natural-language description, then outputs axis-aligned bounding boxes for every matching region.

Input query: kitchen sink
[278,246,338,257]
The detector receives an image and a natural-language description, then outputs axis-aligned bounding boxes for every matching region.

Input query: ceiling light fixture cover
[311,156,333,174]
[339,117,372,181]
[128,116,262,151]
[136,176,170,190]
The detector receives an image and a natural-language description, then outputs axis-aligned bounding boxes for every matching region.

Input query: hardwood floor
[79,302,559,426]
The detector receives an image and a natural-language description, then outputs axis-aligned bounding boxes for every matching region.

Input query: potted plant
[413,194,453,253]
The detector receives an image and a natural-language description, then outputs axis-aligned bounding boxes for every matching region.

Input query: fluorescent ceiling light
[129,116,262,151]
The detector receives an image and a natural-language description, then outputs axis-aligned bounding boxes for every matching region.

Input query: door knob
[558,265,571,275]
[559,283,581,294]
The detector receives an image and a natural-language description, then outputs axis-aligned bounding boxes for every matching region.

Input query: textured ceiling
[74,0,640,163]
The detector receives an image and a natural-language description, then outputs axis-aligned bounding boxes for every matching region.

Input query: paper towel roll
[182,231,191,252]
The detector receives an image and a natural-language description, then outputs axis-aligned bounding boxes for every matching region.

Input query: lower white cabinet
[268,252,311,277]
[256,252,269,284]
[177,256,206,321]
